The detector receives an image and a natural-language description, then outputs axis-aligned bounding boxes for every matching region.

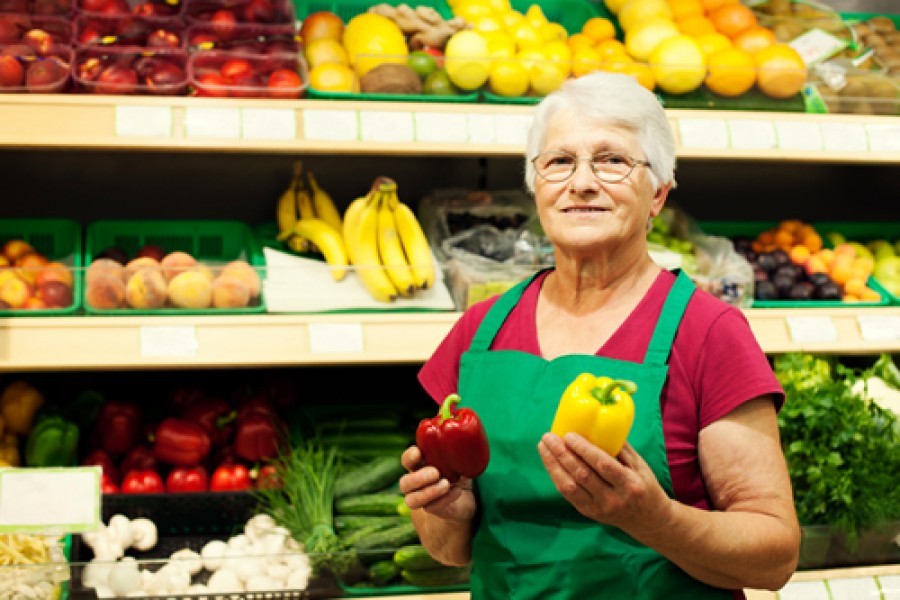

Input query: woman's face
[533,110,665,258]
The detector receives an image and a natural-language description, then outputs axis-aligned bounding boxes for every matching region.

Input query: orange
[705,48,756,97]
[732,26,776,55]
[676,15,716,36]
[789,245,810,265]
[595,38,628,58]
[801,231,822,253]
[568,33,597,53]
[754,43,807,99]
[572,46,604,77]
[304,38,349,70]
[621,61,656,90]
[843,276,866,297]
[699,0,737,11]
[667,0,703,21]
[694,31,732,56]
[309,62,357,93]
[708,3,757,39]
[582,17,617,42]
[860,287,882,302]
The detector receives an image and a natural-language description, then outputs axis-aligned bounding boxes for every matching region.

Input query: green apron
[457,269,732,600]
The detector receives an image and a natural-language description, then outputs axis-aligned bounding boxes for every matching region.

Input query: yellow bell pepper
[0,380,45,435]
[0,433,21,466]
[550,373,637,456]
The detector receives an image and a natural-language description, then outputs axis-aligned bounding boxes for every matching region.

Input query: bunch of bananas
[343,176,435,303]
[276,160,349,281]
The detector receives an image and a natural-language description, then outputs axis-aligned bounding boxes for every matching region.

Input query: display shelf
[0,307,897,371]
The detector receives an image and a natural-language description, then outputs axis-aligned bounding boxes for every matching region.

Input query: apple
[0,55,25,88]
[194,71,230,97]
[94,63,138,94]
[299,10,343,45]
[267,67,301,99]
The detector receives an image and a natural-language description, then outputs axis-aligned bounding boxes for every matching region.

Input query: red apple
[36,280,73,308]
[266,67,301,99]
[0,55,24,88]
[298,10,343,45]
[23,29,54,55]
[94,63,137,94]
[210,9,236,40]
[146,28,181,49]
[242,0,275,23]
[194,71,229,97]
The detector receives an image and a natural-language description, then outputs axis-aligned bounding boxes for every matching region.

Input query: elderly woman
[399,71,800,599]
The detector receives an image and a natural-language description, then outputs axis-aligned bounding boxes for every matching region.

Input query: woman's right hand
[399,445,477,523]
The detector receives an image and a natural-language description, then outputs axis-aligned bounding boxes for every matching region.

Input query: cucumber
[342,519,406,545]
[400,565,471,587]
[393,544,443,571]
[315,416,402,434]
[322,432,414,448]
[335,515,408,535]
[367,559,401,586]
[334,455,406,499]
[335,493,409,516]
[352,521,419,563]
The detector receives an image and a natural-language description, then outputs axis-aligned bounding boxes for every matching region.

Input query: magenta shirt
[419,269,784,511]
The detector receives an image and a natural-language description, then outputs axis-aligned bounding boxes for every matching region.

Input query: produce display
[0,237,76,311]
[551,373,636,457]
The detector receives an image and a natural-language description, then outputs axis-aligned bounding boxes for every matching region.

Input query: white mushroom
[129,518,158,552]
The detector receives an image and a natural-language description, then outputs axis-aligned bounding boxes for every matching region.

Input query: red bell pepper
[100,473,119,494]
[416,393,490,484]
[233,410,285,463]
[210,463,251,491]
[182,396,236,448]
[95,400,143,456]
[120,444,159,476]
[121,469,164,494]
[153,418,211,467]
[82,448,119,485]
[166,466,209,493]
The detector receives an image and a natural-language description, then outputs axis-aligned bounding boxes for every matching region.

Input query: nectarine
[167,271,212,309]
[36,280,73,308]
[125,268,167,309]
[87,257,126,284]
[160,251,197,282]
[220,260,260,300]
[212,274,250,308]
[86,272,126,309]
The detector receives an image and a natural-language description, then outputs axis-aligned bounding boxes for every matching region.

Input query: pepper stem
[591,380,638,404]
[440,394,462,423]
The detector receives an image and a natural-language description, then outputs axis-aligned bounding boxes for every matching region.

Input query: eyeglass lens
[534,152,637,183]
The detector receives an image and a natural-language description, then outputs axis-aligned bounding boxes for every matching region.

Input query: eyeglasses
[531,151,652,184]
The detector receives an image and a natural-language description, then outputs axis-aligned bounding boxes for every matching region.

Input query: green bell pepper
[26,416,79,467]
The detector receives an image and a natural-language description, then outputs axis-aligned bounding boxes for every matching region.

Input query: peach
[212,274,250,308]
[167,271,213,309]
[0,275,34,308]
[2,239,34,263]
[160,251,197,282]
[125,256,162,282]
[0,267,20,290]
[125,268,167,309]
[23,296,46,310]
[191,263,215,282]
[15,251,49,284]
[85,272,126,309]
[36,280,72,308]
[34,261,73,288]
[220,260,261,300]
[87,258,126,284]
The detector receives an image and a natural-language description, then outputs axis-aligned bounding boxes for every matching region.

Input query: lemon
[489,58,530,97]
[648,34,706,94]
[605,0,630,14]
[524,4,549,29]
[516,47,546,72]
[486,0,511,13]
[474,15,504,34]
[530,61,567,96]
[542,40,572,76]
[618,0,673,32]
[508,21,543,51]
[445,30,491,91]
[500,9,525,30]
[538,22,568,43]
[485,30,517,58]
[343,13,407,77]
[625,17,680,61]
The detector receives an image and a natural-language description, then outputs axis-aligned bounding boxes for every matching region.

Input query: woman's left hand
[537,432,673,536]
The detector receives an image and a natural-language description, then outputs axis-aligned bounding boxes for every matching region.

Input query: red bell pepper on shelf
[100,473,119,494]
[153,418,211,467]
[416,393,490,484]
[210,463,251,491]
[233,408,285,463]
[182,396,236,448]
[121,469,164,494]
[120,444,159,476]
[82,448,120,485]
[95,400,143,456]
[166,465,209,493]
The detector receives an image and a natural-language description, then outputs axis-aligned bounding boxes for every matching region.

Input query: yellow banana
[342,190,375,265]
[308,172,344,234]
[288,218,349,281]
[276,173,301,236]
[377,188,416,297]
[391,189,436,290]
[352,183,399,303]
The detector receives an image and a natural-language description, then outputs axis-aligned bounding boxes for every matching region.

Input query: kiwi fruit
[359,63,423,95]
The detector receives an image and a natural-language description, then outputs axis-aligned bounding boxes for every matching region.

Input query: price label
[857,315,900,342]
[728,119,776,150]
[467,113,495,144]
[414,111,468,143]
[786,316,838,343]
[0,467,101,533]
[302,109,358,141]
[140,325,198,357]
[183,107,241,138]
[493,114,531,146]
[242,108,296,140]
[678,118,728,149]
[821,122,868,152]
[115,105,172,138]
[789,28,848,65]
[866,124,900,153]
[775,120,823,151]
[359,110,414,142]
[308,323,364,353]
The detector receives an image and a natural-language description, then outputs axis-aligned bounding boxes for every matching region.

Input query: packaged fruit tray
[74,46,190,96]
[84,219,266,315]
[0,218,83,317]
[189,49,308,99]
[698,220,892,308]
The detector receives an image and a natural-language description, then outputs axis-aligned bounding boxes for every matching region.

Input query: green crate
[84,219,265,316]
[511,0,603,35]
[698,220,892,308]
[297,0,452,21]
[0,218,83,317]
[307,85,480,103]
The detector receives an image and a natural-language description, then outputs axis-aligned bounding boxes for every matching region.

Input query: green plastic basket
[511,0,603,34]
[307,85,480,103]
[699,220,892,308]
[297,0,452,21]
[84,219,266,315]
[0,218,83,317]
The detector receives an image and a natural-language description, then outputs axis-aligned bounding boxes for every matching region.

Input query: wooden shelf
[1,306,897,371]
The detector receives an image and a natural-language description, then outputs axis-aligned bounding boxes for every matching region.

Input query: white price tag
[183,107,241,138]
[493,114,531,146]
[115,105,172,138]
[786,316,838,343]
[727,119,776,150]
[789,28,848,65]
[467,113,495,144]
[678,118,728,149]
[140,325,199,357]
[0,467,101,533]
[308,323,364,353]
[857,315,900,342]
[821,122,868,152]
[242,108,296,140]
[414,111,468,143]
[302,109,358,141]
[775,120,823,151]
[866,124,900,153]
[359,110,414,143]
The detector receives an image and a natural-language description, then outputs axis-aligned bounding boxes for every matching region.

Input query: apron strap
[644,269,696,366]
[468,269,547,353]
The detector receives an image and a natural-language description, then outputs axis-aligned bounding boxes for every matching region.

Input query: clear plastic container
[185,0,295,26]
[74,46,189,95]
[189,49,307,99]
[0,12,72,46]
[73,11,186,48]
[185,20,297,54]
[0,43,71,92]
